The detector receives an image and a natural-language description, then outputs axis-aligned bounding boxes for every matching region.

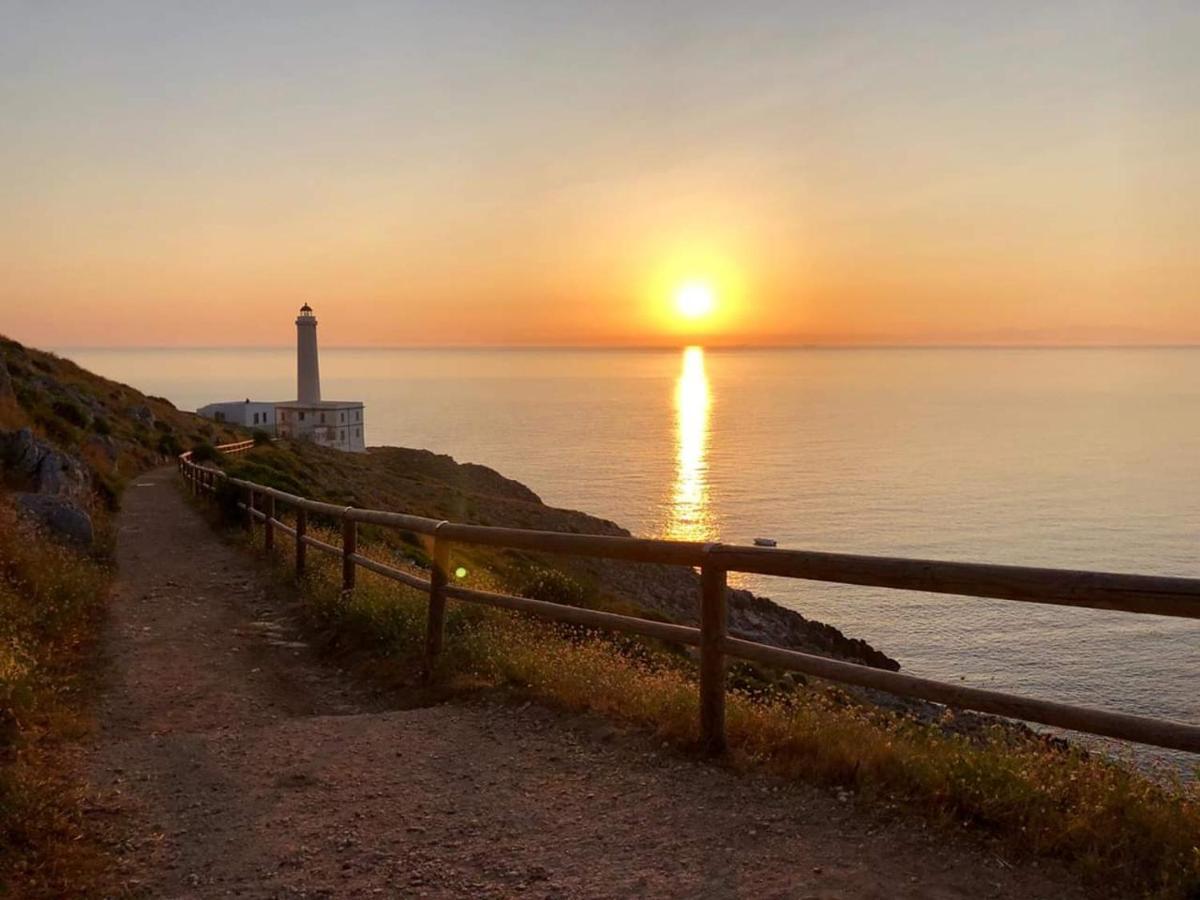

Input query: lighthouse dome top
[299,303,314,316]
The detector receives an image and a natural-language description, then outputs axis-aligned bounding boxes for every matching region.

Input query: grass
[0,495,116,896]
[226,511,1200,898]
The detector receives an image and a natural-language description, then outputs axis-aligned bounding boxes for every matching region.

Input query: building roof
[275,400,364,409]
[198,399,283,409]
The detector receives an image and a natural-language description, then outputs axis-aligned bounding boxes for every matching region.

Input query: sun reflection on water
[665,345,716,542]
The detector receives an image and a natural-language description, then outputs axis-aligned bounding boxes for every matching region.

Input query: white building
[197,303,367,452]
[196,399,277,432]
[275,401,365,451]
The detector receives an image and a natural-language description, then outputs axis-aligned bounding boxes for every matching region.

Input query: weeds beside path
[79,466,1088,898]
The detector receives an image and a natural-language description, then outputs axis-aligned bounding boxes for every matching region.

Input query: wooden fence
[179,441,1200,755]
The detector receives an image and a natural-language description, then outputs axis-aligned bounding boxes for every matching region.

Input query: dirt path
[85,467,1089,898]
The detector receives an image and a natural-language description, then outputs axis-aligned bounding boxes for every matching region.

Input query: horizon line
[52,342,1200,352]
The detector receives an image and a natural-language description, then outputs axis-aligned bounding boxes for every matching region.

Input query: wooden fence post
[424,525,451,680]
[263,494,275,552]
[342,513,357,593]
[245,488,254,532]
[699,558,728,754]
[295,508,307,577]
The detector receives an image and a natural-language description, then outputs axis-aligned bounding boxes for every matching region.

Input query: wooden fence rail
[178,441,1200,755]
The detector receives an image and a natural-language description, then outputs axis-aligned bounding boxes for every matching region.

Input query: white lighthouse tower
[197,304,366,452]
[273,304,366,451]
[296,303,321,403]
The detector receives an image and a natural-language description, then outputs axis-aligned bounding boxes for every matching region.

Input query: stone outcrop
[2,426,93,545]
[1,427,90,500]
[13,493,94,545]
[128,404,156,427]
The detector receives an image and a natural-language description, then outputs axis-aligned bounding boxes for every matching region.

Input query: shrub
[0,495,113,889]
[50,399,89,429]
[156,432,182,457]
[189,442,221,464]
[521,567,586,607]
[251,429,272,446]
[91,416,111,437]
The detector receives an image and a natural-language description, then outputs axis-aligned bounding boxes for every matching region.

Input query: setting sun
[675,281,716,320]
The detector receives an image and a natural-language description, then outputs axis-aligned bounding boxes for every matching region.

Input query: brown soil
[82,467,1090,898]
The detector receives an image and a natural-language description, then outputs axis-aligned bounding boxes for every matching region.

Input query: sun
[675,280,716,320]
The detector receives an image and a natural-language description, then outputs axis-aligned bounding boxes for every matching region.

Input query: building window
[356,410,360,421]
[355,428,360,437]
[340,430,345,440]
[340,412,345,422]
[299,411,305,421]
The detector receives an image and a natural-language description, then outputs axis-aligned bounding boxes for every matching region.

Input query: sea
[62,346,1200,772]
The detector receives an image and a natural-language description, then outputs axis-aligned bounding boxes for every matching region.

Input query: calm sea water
[64,346,1200,770]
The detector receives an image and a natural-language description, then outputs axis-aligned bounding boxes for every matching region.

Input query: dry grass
[230,517,1200,898]
[0,496,115,896]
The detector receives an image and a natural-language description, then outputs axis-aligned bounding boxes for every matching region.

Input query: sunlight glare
[665,346,715,541]
[675,281,716,320]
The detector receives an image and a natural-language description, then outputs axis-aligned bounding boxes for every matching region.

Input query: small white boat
[753,537,777,547]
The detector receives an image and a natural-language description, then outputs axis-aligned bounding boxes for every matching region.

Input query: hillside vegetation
[219,440,897,671]
[1,334,240,510]
[0,334,241,893]
[205,439,1200,897]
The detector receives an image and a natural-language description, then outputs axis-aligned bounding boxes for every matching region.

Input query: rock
[0,427,91,499]
[129,404,156,426]
[14,493,94,545]
[86,433,120,469]
[1,427,43,480]
[36,446,90,499]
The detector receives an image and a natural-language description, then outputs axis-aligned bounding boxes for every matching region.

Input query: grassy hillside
[217,439,897,670]
[0,334,241,506]
[0,334,242,894]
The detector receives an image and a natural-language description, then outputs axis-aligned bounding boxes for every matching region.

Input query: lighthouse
[196,303,367,452]
[272,303,366,451]
[296,303,321,403]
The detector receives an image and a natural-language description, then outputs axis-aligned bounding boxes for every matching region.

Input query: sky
[2,1,1198,348]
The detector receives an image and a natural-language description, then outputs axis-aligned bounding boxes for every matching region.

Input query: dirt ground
[81,466,1090,898]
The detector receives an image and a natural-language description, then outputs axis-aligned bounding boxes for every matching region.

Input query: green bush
[521,567,585,607]
[189,442,221,464]
[91,416,111,436]
[50,399,89,428]
[156,432,182,457]
[251,429,272,446]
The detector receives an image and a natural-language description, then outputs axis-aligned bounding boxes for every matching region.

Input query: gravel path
[85,467,1088,898]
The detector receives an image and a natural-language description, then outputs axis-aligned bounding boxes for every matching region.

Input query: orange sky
[2,3,1197,348]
